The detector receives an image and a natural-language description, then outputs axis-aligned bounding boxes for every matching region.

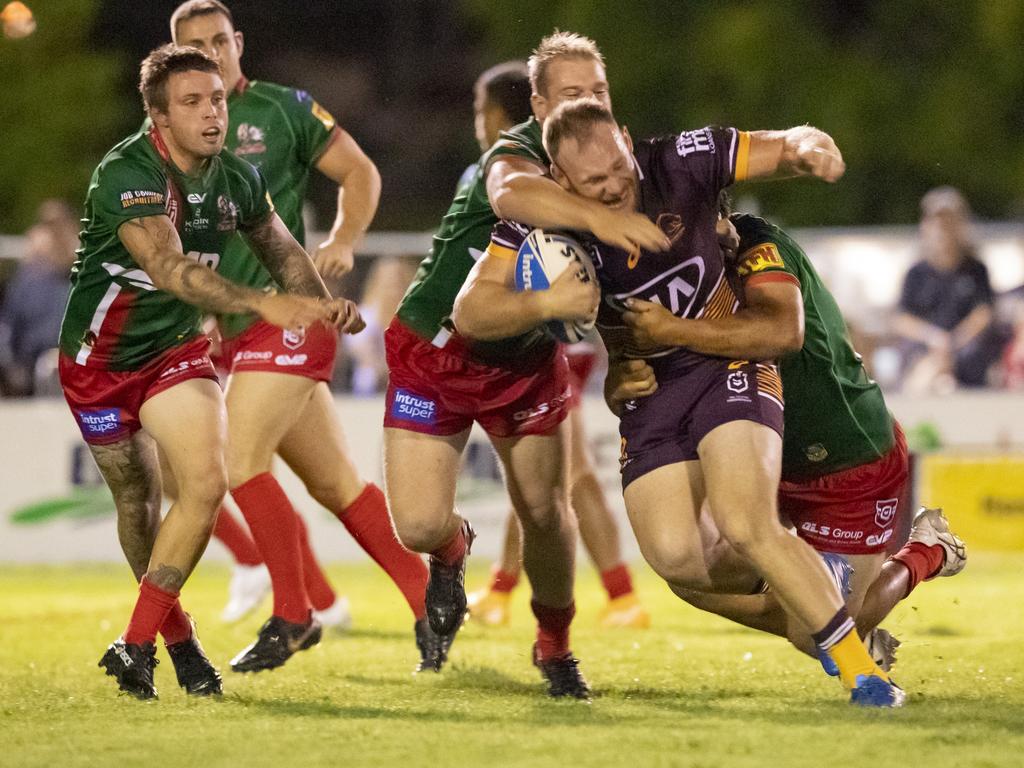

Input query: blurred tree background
[1,0,1022,234]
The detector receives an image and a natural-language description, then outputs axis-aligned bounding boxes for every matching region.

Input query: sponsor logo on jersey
[391,389,437,425]
[656,213,686,245]
[217,195,239,232]
[76,408,123,437]
[186,193,207,204]
[726,371,749,393]
[737,243,785,276]
[874,498,899,528]
[805,443,829,462]
[675,128,716,157]
[183,211,211,234]
[282,327,306,350]
[119,190,165,209]
[275,353,308,366]
[235,123,267,156]
[310,100,336,132]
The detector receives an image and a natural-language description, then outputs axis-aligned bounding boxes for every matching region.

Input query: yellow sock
[828,631,888,689]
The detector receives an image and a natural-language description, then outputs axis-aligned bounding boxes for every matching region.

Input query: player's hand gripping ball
[1,2,36,39]
[514,228,598,343]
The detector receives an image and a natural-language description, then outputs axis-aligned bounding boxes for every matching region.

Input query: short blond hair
[527,30,604,96]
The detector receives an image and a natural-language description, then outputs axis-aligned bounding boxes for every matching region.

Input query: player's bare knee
[644,543,709,590]
[391,515,444,553]
[179,466,228,517]
[515,499,569,538]
[716,512,783,557]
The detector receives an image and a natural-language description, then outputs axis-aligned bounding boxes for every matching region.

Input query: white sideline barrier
[1,392,1023,563]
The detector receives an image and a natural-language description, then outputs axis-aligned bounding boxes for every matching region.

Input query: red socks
[430,520,468,567]
[160,602,193,646]
[600,563,634,600]
[295,512,337,612]
[124,578,179,645]
[892,542,946,598]
[490,568,520,594]
[212,506,263,566]
[339,483,428,621]
[531,599,575,661]
[232,473,310,624]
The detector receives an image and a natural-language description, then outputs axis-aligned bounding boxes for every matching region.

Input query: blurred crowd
[2,187,1024,399]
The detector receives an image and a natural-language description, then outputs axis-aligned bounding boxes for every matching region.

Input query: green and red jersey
[59,125,273,371]
[217,79,339,338]
[732,213,895,480]
[397,118,547,352]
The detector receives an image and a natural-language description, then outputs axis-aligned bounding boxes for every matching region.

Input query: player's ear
[530,92,546,122]
[550,162,571,191]
[235,30,244,57]
[621,125,634,153]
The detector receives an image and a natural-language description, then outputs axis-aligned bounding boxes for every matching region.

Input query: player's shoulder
[732,213,777,246]
[94,129,164,187]
[483,118,545,166]
[732,213,804,277]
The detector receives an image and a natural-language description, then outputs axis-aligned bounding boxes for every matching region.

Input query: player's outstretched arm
[452,246,598,341]
[119,214,332,333]
[744,126,846,183]
[313,130,382,280]
[622,280,804,360]
[244,212,364,333]
[487,157,671,254]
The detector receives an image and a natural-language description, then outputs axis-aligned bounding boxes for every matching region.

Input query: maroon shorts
[564,342,598,409]
[59,336,218,445]
[383,318,571,438]
[780,423,910,555]
[219,320,338,382]
[618,356,784,489]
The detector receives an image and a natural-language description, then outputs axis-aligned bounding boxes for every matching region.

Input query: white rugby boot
[221,563,272,623]
[908,507,967,578]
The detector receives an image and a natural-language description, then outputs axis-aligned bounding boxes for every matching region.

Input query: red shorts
[59,335,218,445]
[564,342,597,409]
[779,423,910,555]
[383,318,571,438]
[219,320,338,382]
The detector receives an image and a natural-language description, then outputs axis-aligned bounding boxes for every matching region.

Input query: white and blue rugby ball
[513,228,597,344]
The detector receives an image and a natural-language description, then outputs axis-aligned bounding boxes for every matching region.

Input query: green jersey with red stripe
[397,117,547,346]
[58,125,273,371]
[217,79,339,339]
[732,213,895,480]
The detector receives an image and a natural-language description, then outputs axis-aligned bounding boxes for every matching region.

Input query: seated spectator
[893,187,1010,391]
[0,199,79,396]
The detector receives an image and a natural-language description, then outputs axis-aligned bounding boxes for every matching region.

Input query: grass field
[1,554,1021,768]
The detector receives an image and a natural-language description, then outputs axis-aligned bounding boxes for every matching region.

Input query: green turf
[0,554,1021,768]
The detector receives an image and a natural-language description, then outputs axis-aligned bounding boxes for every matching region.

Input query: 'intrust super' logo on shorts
[391,389,436,424]
[77,408,122,436]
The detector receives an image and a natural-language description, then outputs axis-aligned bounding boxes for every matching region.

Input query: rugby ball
[513,228,597,343]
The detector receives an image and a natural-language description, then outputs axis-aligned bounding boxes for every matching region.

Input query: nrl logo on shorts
[875,498,898,528]
[282,327,306,350]
[726,371,749,394]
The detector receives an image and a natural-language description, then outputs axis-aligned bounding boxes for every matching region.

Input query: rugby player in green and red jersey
[459,60,650,631]
[383,32,672,698]
[58,45,358,699]
[615,207,967,675]
[169,0,438,673]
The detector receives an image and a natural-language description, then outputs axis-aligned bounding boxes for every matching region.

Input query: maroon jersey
[589,126,751,363]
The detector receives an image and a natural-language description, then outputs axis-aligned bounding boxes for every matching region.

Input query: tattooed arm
[118,214,332,332]
[243,212,367,334]
[242,212,332,299]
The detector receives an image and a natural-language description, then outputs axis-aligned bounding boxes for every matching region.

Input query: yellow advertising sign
[917,454,1024,551]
